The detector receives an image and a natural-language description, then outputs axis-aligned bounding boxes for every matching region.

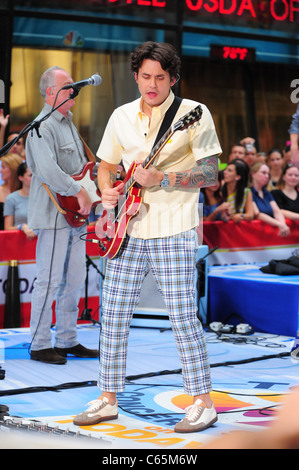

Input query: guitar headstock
[173,105,203,132]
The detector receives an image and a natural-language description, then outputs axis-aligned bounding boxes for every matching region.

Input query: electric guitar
[56,161,101,227]
[95,105,203,258]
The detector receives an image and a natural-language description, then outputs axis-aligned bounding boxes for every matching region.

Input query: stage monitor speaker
[132,244,209,328]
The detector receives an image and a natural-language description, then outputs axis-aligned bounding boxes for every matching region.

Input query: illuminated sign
[210,44,256,61]
[106,0,299,24]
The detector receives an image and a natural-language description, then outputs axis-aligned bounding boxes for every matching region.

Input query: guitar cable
[58,203,89,226]
[28,211,59,356]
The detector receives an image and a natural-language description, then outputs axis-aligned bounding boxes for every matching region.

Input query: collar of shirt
[137,90,175,132]
[43,102,73,123]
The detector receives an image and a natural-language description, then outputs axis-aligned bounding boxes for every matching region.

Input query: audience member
[271,164,299,222]
[0,109,9,150]
[250,161,290,237]
[267,148,284,189]
[4,162,36,240]
[0,153,23,230]
[202,172,231,221]
[0,109,10,186]
[228,143,246,162]
[244,144,258,168]
[239,136,258,167]
[6,131,26,160]
[256,151,267,163]
[289,103,299,166]
[240,136,256,148]
[222,159,254,222]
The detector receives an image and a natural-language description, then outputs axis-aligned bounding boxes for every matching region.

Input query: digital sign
[105,0,299,24]
[210,44,256,61]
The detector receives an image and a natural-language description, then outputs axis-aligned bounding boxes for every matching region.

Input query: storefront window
[10,47,126,153]
[181,57,248,161]
[253,62,298,153]
[9,16,175,153]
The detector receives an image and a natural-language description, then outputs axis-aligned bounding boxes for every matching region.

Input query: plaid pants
[98,229,212,396]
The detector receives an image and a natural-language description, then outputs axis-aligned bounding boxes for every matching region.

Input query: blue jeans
[30,226,86,351]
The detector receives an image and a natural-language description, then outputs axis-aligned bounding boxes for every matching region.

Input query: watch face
[161,173,169,187]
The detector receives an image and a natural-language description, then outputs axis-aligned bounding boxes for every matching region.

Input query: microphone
[62,74,102,90]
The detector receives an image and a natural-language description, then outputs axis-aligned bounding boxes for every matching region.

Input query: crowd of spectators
[1,105,299,239]
[202,134,299,238]
[0,109,35,236]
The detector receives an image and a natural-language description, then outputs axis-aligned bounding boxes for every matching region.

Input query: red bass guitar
[95,105,203,259]
[57,161,101,227]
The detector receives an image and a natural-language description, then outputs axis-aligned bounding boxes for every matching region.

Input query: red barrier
[1,220,298,263]
[0,226,101,328]
[202,219,299,265]
[203,219,299,249]
[0,225,99,261]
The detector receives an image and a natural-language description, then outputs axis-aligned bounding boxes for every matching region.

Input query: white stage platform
[0,323,298,451]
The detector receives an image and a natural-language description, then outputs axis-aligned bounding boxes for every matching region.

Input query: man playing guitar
[26,66,99,364]
[74,42,222,433]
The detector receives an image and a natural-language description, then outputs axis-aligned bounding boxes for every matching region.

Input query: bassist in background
[74,42,222,433]
[26,66,99,364]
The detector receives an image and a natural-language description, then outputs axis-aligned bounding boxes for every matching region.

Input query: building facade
[0,0,299,159]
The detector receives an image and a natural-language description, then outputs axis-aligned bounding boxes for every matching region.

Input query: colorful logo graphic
[63,31,84,47]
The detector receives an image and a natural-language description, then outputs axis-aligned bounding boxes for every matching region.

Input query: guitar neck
[123,127,175,195]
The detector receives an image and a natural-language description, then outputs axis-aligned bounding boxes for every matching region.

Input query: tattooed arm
[134,155,218,189]
[97,160,124,209]
[172,155,218,188]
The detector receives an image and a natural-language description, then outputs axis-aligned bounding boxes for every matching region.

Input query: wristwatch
[160,172,170,188]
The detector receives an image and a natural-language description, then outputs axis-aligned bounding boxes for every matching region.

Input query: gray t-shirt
[4,191,29,226]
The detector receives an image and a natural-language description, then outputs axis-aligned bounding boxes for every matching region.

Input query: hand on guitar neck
[133,162,164,187]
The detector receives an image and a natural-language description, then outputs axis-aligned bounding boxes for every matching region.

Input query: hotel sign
[107,0,299,23]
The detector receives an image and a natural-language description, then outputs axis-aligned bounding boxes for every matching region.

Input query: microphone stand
[78,255,104,326]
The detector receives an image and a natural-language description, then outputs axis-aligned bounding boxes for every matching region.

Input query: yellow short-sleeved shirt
[96,91,222,239]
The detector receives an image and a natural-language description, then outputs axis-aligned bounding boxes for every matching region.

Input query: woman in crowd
[271,164,299,222]
[250,161,290,237]
[267,148,284,190]
[4,161,36,239]
[202,171,231,221]
[0,153,23,230]
[222,158,254,222]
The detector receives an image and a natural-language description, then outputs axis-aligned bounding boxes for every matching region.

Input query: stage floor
[0,323,298,450]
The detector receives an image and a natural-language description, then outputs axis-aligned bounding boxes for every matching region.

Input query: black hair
[17,161,27,178]
[222,158,249,213]
[130,41,181,81]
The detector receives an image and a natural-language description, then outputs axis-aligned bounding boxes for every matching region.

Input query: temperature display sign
[210,45,256,61]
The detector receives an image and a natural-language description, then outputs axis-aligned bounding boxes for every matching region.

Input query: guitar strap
[79,135,96,163]
[42,182,67,215]
[152,96,182,149]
